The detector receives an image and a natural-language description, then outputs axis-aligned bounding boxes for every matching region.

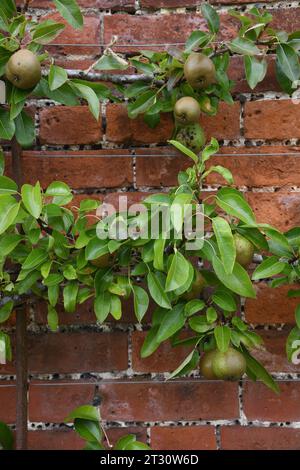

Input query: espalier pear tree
[0,1,300,409]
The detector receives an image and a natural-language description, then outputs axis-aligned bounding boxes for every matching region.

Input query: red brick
[45,13,100,55]
[6,150,133,189]
[132,331,193,373]
[221,426,300,450]
[0,382,16,424]
[151,426,216,450]
[39,107,102,145]
[135,145,300,188]
[245,100,300,140]
[23,0,135,9]
[201,102,241,140]
[243,382,300,422]
[104,13,238,53]
[28,429,84,450]
[106,104,173,145]
[142,0,274,6]
[246,192,300,232]
[245,283,299,325]
[29,381,95,422]
[99,381,239,421]
[27,332,128,374]
[252,328,300,374]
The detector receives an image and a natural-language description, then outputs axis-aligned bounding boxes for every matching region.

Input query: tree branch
[42,69,164,85]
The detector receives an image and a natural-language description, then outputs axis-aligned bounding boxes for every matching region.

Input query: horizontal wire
[49,42,190,48]
[14,152,300,158]
[1,378,300,387]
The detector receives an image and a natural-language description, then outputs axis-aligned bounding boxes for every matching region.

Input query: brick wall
[1,0,300,450]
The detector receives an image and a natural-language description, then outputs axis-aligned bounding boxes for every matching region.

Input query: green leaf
[74,418,102,443]
[229,37,260,55]
[216,187,256,225]
[0,195,20,235]
[94,52,128,71]
[0,300,13,323]
[140,325,160,358]
[184,299,205,317]
[66,405,100,422]
[213,256,256,298]
[0,233,22,256]
[168,350,199,379]
[124,441,151,450]
[63,264,77,280]
[0,421,14,450]
[85,238,109,261]
[0,175,18,195]
[202,165,233,184]
[53,0,83,29]
[201,3,220,33]
[14,110,35,148]
[153,238,165,271]
[114,434,136,450]
[48,284,59,307]
[212,289,237,312]
[21,181,42,218]
[205,306,217,324]
[94,291,111,323]
[170,193,193,234]
[47,304,58,332]
[63,281,78,313]
[244,56,267,90]
[252,256,286,281]
[23,248,48,270]
[189,315,212,333]
[0,108,15,140]
[214,325,231,352]
[109,294,122,320]
[147,272,171,309]
[275,58,294,94]
[49,64,68,91]
[127,90,157,119]
[212,216,236,274]
[32,20,65,44]
[44,273,64,287]
[72,82,100,121]
[242,346,280,394]
[156,303,185,343]
[132,285,149,322]
[185,31,211,53]
[276,43,300,83]
[169,139,198,163]
[165,251,190,292]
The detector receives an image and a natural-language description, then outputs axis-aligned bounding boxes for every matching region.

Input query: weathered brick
[230,56,279,94]
[104,13,238,53]
[39,107,102,145]
[245,100,300,140]
[151,426,216,450]
[28,429,84,450]
[29,381,95,423]
[243,382,300,422]
[0,382,16,424]
[6,150,133,189]
[99,381,239,421]
[27,331,128,374]
[220,426,300,450]
[135,145,300,188]
[45,13,100,55]
[132,331,193,373]
[23,0,135,9]
[245,283,299,325]
[142,0,274,6]
[106,104,173,145]
[246,192,300,232]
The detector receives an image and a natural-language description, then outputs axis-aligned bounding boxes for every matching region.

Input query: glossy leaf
[213,256,256,298]
[53,0,83,29]
[147,272,171,309]
[21,181,42,218]
[132,285,149,322]
[156,304,185,343]
[212,216,236,274]
[214,325,231,352]
[165,251,190,292]
[252,256,286,281]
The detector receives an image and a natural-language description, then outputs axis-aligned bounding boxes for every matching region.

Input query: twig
[22,0,31,13]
